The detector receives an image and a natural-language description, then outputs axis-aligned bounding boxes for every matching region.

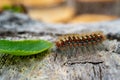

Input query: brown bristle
[55,31,106,57]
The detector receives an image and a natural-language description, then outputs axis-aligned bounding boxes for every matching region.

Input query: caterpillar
[55,31,106,58]
[107,32,120,41]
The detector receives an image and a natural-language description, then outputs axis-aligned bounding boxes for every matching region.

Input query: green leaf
[0,40,53,56]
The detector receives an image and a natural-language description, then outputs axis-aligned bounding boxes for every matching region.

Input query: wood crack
[63,61,103,66]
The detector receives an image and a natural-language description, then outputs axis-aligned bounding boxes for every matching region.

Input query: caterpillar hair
[55,31,106,58]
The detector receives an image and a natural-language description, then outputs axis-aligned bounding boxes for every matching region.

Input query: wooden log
[0,12,120,80]
[0,31,120,80]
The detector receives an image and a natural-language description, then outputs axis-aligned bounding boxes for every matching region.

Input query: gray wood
[0,33,120,80]
[0,12,120,80]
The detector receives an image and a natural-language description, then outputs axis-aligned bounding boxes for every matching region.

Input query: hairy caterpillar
[55,31,106,58]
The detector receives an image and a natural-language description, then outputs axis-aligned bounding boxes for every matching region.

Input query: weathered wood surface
[0,12,120,80]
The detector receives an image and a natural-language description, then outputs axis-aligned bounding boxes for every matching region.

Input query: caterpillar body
[107,33,120,41]
[55,31,106,58]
